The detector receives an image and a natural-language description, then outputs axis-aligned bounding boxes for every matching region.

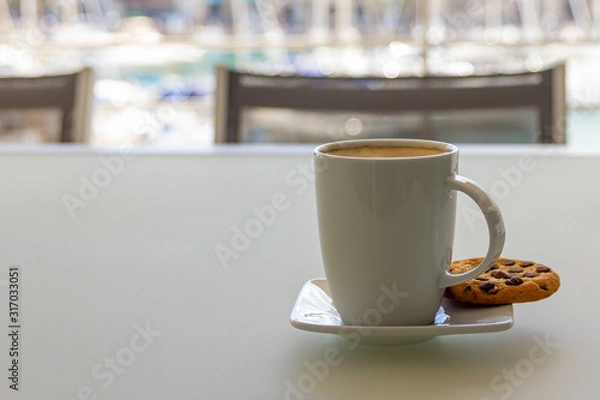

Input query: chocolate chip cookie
[444,257,560,305]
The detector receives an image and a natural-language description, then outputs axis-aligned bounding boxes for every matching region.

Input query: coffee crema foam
[325,145,449,158]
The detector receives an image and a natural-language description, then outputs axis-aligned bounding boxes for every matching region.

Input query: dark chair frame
[0,67,94,143]
[214,64,566,144]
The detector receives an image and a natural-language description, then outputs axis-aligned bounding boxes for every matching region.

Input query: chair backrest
[0,67,95,143]
[214,64,566,144]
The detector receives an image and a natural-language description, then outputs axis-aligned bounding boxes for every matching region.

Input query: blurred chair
[0,67,95,143]
[214,64,566,144]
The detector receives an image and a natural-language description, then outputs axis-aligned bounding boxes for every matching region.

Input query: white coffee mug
[314,139,505,326]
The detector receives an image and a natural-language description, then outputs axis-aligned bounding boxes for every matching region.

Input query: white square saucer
[290,279,514,346]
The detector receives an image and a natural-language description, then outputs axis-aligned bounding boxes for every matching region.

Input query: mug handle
[438,175,506,288]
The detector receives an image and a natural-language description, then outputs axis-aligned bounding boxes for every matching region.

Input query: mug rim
[314,138,458,160]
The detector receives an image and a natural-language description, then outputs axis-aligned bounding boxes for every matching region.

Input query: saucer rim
[290,278,514,339]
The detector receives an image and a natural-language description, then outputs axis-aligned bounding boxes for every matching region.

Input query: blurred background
[1,0,599,147]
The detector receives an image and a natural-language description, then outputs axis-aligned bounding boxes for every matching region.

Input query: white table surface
[0,144,594,400]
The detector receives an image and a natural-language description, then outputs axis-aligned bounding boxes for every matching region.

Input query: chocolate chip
[479,281,498,293]
[501,260,516,266]
[539,284,548,291]
[463,285,473,293]
[491,270,509,279]
[489,264,499,270]
[505,276,524,286]
[508,267,523,273]
[523,271,538,278]
[520,261,535,267]
[475,276,490,281]
[536,265,551,273]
